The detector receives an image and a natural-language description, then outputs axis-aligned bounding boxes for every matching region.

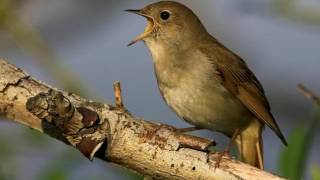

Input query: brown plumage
[200,41,287,145]
[127,1,287,169]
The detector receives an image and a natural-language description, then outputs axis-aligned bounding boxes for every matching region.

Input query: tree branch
[0,59,284,180]
[298,84,320,106]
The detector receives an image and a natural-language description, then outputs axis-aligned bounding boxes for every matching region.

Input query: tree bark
[0,59,285,180]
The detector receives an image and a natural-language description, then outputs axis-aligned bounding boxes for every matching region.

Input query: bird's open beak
[125,9,155,46]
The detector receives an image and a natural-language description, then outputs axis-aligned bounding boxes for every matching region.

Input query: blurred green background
[0,0,319,180]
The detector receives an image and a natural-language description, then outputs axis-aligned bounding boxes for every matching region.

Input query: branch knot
[26,89,108,160]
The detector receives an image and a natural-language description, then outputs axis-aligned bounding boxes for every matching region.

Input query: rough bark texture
[0,59,285,180]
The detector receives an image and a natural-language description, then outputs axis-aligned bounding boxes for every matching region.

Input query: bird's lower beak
[126,9,155,46]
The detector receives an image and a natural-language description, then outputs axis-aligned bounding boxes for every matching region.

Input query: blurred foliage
[311,165,320,180]
[279,107,320,180]
[272,0,320,26]
[82,170,142,180]
[0,0,89,97]
[0,136,17,180]
[36,149,82,180]
[22,129,50,147]
[112,167,142,180]
[37,169,68,180]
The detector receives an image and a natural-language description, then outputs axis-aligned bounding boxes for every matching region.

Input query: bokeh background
[0,0,319,180]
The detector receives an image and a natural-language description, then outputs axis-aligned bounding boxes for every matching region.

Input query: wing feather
[200,42,287,145]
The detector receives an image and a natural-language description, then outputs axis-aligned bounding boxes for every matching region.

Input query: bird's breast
[159,76,251,135]
[151,48,251,135]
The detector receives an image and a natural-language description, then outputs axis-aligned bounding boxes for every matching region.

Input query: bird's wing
[200,42,287,145]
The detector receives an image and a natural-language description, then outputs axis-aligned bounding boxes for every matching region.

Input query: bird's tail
[235,119,264,169]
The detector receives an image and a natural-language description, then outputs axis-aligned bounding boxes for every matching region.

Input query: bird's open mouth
[126,9,155,46]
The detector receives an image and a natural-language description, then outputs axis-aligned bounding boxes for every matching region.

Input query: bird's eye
[160,11,170,20]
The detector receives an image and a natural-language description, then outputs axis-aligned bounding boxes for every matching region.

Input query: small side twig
[113,81,124,109]
[298,84,320,106]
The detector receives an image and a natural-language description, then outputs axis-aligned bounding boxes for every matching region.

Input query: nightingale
[126,1,287,169]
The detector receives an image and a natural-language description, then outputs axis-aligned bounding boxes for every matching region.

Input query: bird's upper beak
[126,9,155,46]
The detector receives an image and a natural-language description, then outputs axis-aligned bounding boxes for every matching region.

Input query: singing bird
[127,1,287,169]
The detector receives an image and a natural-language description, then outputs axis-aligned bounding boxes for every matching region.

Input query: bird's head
[126,1,207,46]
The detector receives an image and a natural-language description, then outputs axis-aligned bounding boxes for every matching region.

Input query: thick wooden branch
[0,59,284,180]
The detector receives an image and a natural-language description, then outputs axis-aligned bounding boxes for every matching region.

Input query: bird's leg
[214,128,240,169]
